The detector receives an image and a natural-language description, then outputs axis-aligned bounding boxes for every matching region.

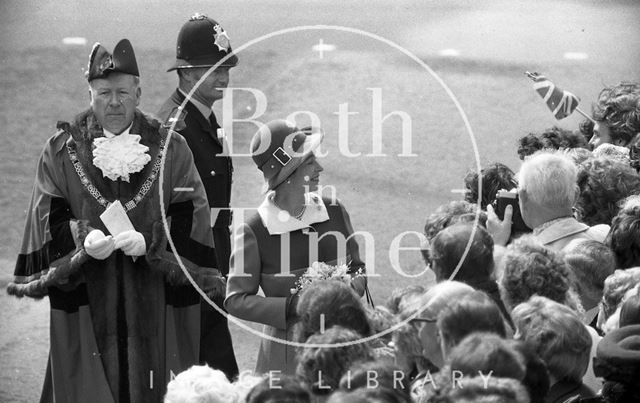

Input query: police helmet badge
[213,24,231,52]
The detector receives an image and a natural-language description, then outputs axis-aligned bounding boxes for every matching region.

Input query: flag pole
[575,106,595,123]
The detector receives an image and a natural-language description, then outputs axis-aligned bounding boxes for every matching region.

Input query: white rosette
[93,134,152,182]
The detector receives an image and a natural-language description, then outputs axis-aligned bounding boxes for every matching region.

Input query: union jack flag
[526,71,579,120]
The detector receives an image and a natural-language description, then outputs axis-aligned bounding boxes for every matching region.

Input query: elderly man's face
[90,73,141,134]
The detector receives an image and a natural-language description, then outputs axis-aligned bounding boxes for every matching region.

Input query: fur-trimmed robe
[11,109,218,403]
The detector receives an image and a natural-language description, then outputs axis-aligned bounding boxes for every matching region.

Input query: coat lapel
[175,90,223,147]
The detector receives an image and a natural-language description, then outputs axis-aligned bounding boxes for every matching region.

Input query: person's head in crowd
[294,280,371,344]
[563,147,593,165]
[500,236,583,314]
[392,306,434,377]
[620,288,640,327]
[412,281,475,369]
[338,360,412,402]
[463,162,518,210]
[599,268,640,331]
[436,291,507,360]
[587,81,640,149]
[448,332,525,381]
[511,296,592,386]
[164,365,237,403]
[296,326,372,397]
[601,285,640,334]
[437,376,531,403]
[517,151,578,230]
[563,238,618,318]
[606,196,640,268]
[244,374,311,403]
[507,340,550,403]
[365,306,396,346]
[593,324,640,402]
[430,223,494,286]
[575,157,640,226]
[592,143,631,164]
[232,372,263,402]
[327,387,411,403]
[517,126,588,160]
[421,201,486,265]
[385,285,425,315]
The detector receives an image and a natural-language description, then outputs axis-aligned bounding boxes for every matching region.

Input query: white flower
[93,133,151,182]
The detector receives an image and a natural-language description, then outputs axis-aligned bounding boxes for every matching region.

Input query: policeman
[158,13,239,379]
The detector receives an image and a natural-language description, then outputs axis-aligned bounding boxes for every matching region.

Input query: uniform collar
[258,192,330,235]
[178,88,212,120]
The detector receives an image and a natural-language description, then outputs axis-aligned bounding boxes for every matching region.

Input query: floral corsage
[291,261,365,295]
[93,133,151,182]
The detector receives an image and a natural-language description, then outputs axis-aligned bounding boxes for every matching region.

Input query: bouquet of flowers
[292,261,364,294]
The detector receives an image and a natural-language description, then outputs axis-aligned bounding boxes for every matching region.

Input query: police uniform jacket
[157,90,232,228]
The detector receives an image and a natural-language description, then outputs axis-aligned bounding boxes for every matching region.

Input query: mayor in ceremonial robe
[8,39,218,402]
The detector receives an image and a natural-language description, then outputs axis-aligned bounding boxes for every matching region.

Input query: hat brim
[167,53,239,72]
[262,128,324,193]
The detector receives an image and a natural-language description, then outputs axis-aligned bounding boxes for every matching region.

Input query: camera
[494,191,531,233]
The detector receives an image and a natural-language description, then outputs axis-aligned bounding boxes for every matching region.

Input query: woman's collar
[258,191,329,235]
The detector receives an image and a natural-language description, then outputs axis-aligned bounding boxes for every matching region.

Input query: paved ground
[0,0,638,401]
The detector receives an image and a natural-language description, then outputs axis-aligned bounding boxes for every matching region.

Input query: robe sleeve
[146,131,220,293]
[12,133,87,294]
[224,223,288,330]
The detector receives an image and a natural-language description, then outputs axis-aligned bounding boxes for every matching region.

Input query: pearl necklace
[272,195,306,220]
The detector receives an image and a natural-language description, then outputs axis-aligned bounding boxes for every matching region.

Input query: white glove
[114,230,146,257]
[84,229,115,260]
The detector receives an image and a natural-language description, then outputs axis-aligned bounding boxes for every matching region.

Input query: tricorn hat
[251,120,324,193]
[168,13,239,72]
[86,39,139,81]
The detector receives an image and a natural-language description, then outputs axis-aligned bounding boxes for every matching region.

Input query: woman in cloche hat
[224,119,368,375]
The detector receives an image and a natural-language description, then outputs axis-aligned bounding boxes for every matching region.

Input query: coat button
[210,170,216,176]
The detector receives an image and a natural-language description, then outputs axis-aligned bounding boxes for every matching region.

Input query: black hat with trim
[168,13,238,72]
[251,120,324,193]
[86,39,139,81]
[593,324,640,385]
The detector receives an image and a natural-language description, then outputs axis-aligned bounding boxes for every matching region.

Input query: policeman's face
[186,66,230,106]
[90,73,141,134]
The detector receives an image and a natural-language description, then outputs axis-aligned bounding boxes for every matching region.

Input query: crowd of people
[7,10,640,403]
[162,83,640,402]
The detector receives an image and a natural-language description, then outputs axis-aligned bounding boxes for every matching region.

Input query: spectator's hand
[486,203,513,246]
[84,229,115,260]
[114,230,146,256]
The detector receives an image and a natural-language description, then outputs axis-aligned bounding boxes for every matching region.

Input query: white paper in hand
[100,200,135,236]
